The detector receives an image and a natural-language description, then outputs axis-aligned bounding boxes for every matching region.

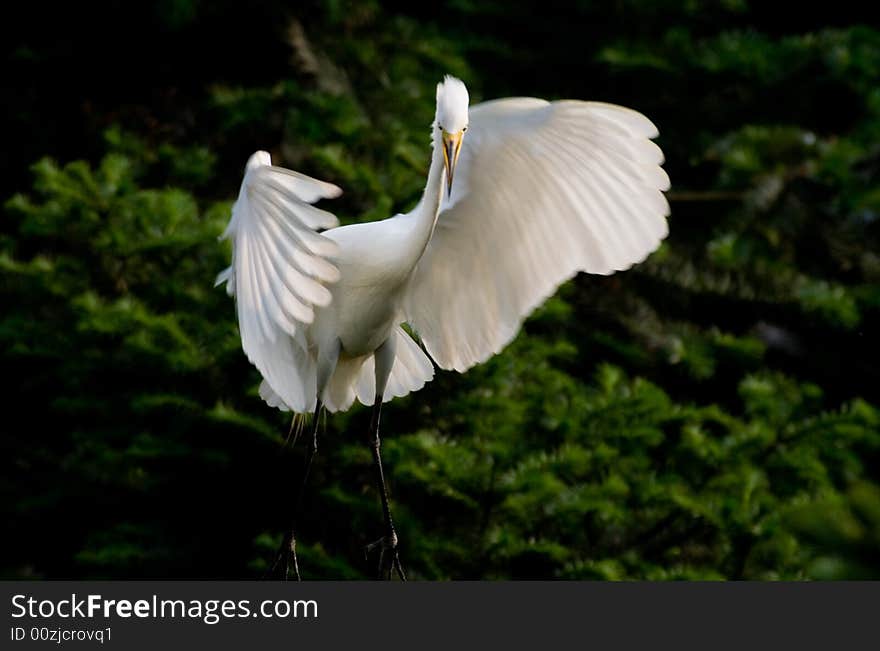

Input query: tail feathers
[260,326,435,414]
[341,326,435,412]
[322,354,369,414]
[380,326,436,401]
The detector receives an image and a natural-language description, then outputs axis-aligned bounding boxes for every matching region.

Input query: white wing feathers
[404,99,670,372]
[216,151,341,412]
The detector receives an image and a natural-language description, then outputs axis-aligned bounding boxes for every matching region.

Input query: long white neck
[400,125,446,270]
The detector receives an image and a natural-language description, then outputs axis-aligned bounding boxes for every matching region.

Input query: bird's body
[297,213,438,412]
[322,216,423,357]
[218,76,670,579]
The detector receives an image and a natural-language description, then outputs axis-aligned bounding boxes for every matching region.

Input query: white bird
[217,75,669,580]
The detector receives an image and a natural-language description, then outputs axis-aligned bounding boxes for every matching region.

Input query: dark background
[2,0,878,579]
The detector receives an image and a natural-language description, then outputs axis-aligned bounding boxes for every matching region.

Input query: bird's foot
[365,530,406,581]
[266,533,301,581]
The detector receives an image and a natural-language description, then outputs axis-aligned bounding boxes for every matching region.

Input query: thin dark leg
[365,396,406,580]
[268,402,321,580]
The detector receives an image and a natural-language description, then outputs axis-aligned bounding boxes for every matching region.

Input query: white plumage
[218,76,669,414]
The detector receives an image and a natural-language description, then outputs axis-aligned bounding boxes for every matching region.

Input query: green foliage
[386,356,879,579]
[2,1,878,579]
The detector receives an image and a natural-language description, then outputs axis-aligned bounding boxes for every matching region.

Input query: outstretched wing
[217,151,341,410]
[403,98,670,372]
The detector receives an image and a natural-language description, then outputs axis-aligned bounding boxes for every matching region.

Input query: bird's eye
[463,126,468,132]
[438,124,444,131]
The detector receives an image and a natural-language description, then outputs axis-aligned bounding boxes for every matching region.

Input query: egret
[217,75,670,580]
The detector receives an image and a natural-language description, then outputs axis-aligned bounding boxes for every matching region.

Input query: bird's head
[435,75,469,197]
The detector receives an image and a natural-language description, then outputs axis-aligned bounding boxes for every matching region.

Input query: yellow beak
[441,130,464,198]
